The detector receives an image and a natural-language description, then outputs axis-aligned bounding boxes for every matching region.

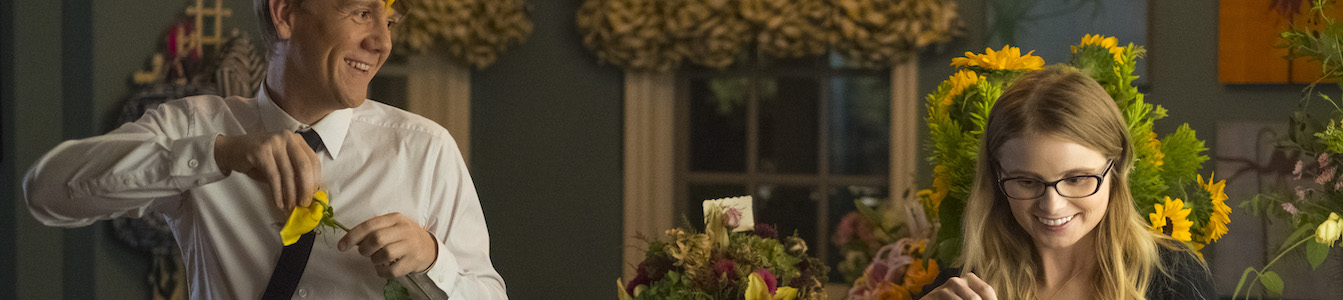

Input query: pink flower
[1283,203,1300,215]
[1335,180,1342,191]
[835,212,861,245]
[1322,167,1338,185]
[1320,153,1331,167]
[713,259,736,278]
[1296,186,1308,201]
[1295,160,1304,179]
[754,269,778,294]
[724,208,742,229]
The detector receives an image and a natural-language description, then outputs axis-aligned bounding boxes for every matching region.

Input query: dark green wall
[470,0,625,298]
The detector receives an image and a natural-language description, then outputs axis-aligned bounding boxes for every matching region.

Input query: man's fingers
[338,214,401,251]
[273,143,296,210]
[288,135,316,207]
[256,148,284,210]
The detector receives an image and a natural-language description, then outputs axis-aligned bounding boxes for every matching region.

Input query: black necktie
[262,130,324,299]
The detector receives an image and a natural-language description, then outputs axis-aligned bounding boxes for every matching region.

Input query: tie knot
[297,130,324,152]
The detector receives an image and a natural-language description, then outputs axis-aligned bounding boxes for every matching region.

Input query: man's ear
[269,0,295,40]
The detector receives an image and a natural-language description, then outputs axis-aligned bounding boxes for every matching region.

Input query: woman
[921,68,1214,299]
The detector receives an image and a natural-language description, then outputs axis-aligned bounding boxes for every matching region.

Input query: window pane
[828,76,890,175]
[755,185,818,251]
[689,77,748,172]
[826,185,889,283]
[758,77,819,174]
[686,184,748,231]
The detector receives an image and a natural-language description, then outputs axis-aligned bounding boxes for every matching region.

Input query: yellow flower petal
[279,191,328,246]
[616,278,633,300]
[1150,197,1193,242]
[746,273,769,300]
[773,287,798,300]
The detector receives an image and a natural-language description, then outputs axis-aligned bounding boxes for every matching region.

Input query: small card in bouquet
[702,196,754,232]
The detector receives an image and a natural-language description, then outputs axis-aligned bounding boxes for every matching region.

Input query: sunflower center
[1162,219,1175,236]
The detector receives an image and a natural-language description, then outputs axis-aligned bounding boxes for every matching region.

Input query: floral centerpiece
[1236,1,1343,298]
[836,33,1230,298]
[618,196,829,300]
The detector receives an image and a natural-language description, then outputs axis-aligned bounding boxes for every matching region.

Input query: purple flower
[713,258,736,278]
[754,269,778,294]
[724,208,742,229]
[1320,166,1337,185]
[1283,203,1300,215]
[752,224,778,240]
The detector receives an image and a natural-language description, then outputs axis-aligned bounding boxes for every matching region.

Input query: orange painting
[1219,0,1334,84]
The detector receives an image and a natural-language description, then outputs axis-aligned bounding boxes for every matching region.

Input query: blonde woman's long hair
[959,68,1182,300]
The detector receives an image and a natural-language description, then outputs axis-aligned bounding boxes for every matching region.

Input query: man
[23,0,506,298]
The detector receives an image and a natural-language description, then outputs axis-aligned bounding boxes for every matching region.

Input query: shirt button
[122,178,133,185]
[297,288,308,297]
[196,178,208,186]
[187,159,199,168]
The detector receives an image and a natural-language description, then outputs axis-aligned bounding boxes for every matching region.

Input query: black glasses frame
[997,160,1114,200]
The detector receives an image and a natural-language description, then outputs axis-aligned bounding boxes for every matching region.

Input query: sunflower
[950,45,1045,71]
[1071,33,1125,63]
[933,70,983,118]
[1199,173,1231,243]
[1149,196,1194,242]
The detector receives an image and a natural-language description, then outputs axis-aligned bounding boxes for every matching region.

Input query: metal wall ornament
[577,0,962,72]
[392,0,534,69]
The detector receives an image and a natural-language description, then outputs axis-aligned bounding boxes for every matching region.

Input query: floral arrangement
[835,192,940,299]
[834,34,1231,297]
[1236,1,1343,297]
[617,196,829,300]
[576,0,961,72]
[391,0,533,69]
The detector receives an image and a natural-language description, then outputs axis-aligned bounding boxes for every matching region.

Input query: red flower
[754,269,778,294]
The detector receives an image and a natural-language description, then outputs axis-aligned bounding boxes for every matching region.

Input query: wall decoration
[576,0,963,72]
[392,0,534,69]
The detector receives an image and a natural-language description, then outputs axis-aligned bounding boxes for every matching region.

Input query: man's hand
[337,212,437,278]
[921,272,997,300]
[213,131,321,211]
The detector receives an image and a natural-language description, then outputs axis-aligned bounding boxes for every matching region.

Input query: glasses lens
[1057,176,1101,197]
[1002,178,1043,199]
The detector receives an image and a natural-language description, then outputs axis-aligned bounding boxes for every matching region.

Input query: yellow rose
[279,190,329,246]
[1316,212,1343,247]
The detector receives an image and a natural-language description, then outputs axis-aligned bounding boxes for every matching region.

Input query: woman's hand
[921,272,997,300]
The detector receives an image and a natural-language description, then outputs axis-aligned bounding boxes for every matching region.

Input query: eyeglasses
[997,161,1113,200]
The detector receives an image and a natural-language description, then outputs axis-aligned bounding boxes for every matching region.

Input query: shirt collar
[257,86,353,159]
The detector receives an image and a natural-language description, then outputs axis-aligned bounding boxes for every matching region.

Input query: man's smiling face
[285,0,398,110]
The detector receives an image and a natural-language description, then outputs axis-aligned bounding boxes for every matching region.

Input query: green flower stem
[1233,235,1312,299]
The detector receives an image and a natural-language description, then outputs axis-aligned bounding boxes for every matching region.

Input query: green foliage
[1306,241,1329,270]
[1261,271,1284,295]
[638,271,713,300]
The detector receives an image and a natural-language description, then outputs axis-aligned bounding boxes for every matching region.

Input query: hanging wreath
[576,0,685,72]
[578,0,960,71]
[670,0,752,69]
[741,0,833,58]
[393,0,533,69]
[832,0,960,68]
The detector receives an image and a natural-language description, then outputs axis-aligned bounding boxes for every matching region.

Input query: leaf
[1260,271,1284,295]
[384,279,411,300]
[1282,224,1316,253]
[1307,240,1330,270]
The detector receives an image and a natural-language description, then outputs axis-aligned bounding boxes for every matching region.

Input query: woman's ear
[269,0,294,40]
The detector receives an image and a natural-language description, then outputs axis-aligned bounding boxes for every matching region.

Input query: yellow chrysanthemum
[1150,196,1194,242]
[280,190,329,246]
[950,45,1045,70]
[1071,34,1125,63]
[1199,173,1231,243]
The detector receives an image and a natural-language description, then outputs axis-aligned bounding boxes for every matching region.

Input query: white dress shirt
[24,88,507,299]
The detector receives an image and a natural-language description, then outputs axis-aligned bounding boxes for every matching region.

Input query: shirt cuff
[169,134,227,188]
[405,234,459,299]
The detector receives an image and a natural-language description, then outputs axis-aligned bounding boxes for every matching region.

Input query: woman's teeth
[1039,215,1074,226]
[346,59,371,72]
